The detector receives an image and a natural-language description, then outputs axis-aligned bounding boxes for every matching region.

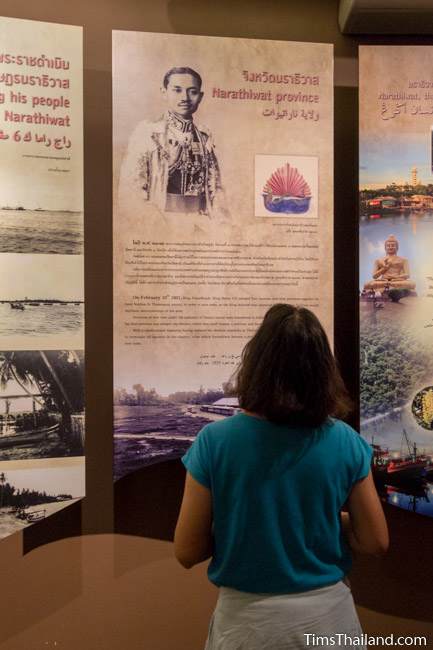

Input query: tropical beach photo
[0,350,85,461]
[0,462,84,540]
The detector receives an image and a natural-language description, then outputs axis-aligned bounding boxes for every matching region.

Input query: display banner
[360,46,433,518]
[113,32,333,480]
[0,17,84,539]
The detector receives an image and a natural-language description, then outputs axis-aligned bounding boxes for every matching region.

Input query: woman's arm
[344,469,389,556]
[174,472,213,569]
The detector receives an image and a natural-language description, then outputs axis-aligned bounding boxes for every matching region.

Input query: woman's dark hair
[233,304,351,427]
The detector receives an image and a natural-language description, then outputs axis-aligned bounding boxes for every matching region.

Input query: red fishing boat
[372,430,427,483]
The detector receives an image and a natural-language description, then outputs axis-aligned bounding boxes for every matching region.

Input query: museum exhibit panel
[113,31,334,481]
[0,16,85,540]
[359,46,433,518]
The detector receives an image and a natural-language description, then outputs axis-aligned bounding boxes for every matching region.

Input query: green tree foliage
[360,321,431,418]
[360,183,433,200]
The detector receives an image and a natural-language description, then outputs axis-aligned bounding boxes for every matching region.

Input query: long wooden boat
[0,422,59,449]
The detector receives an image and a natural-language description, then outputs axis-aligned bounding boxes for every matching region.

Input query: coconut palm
[0,351,84,435]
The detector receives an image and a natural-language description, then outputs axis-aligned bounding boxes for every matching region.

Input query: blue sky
[360,132,433,187]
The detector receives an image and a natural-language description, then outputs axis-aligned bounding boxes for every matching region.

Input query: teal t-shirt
[182,413,372,594]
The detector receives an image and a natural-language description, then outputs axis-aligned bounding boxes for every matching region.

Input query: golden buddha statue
[364,235,416,291]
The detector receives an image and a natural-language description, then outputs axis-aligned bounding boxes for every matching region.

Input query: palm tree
[0,351,84,435]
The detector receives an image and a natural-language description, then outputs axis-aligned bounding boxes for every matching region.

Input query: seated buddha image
[363,235,416,292]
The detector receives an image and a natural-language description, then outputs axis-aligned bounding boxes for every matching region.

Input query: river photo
[114,403,215,480]
[0,209,83,255]
[0,253,84,349]
[0,302,84,341]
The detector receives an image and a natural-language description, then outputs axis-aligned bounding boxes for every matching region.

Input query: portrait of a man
[119,66,228,221]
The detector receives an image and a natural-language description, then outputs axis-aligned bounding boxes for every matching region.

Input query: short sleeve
[351,433,373,484]
[182,426,211,488]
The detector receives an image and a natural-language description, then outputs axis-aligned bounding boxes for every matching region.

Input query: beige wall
[0,0,432,647]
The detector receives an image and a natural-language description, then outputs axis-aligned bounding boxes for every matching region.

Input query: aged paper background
[0,17,83,211]
[113,32,333,477]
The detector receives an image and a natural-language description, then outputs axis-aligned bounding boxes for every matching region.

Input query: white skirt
[205,581,365,649]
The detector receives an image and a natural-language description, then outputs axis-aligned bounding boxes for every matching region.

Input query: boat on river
[0,422,59,449]
[372,430,428,483]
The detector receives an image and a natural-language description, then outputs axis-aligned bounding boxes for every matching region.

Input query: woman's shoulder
[324,418,373,463]
[199,413,246,437]
[196,413,263,450]
[324,417,359,438]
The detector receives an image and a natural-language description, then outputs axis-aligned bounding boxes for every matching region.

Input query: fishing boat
[0,421,59,449]
[10,302,24,310]
[372,430,428,483]
[0,351,84,453]
[0,392,59,449]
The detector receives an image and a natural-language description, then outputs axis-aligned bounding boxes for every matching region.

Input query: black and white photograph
[0,253,84,350]
[0,208,84,255]
[114,378,238,481]
[0,462,84,540]
[119,65,229,224]
[0,350,84,462]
